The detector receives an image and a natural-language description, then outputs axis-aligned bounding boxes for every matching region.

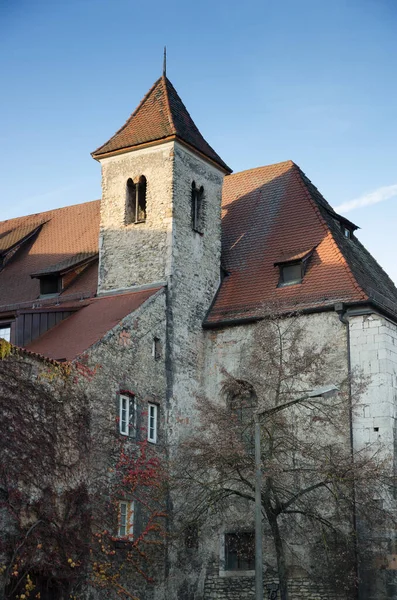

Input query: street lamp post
[254,385,338,600]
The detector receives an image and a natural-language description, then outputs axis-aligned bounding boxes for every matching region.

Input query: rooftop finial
[163,46,167,77]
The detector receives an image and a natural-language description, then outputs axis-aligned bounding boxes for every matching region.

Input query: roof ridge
[91,77,163,157]
[229,160,295,178]
[162,76,176,133]
[292,165,367,300]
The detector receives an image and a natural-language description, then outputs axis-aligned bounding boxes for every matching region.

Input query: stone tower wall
[98,142,174,292]
[167,142,225,438]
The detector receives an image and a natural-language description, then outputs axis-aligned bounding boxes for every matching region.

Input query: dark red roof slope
[26,288,161,361]
[92,76,231,173]
[0,201,100,310]
[206,161,397,325]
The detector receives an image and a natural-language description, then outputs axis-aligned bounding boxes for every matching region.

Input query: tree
[0,342,166,600]
[174,310,391,600]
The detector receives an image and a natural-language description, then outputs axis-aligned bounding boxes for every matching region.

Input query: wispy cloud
[335,183,397,213]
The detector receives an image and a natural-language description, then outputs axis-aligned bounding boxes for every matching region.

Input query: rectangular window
[224,532,255,571]
[39,275,60,296]
[118,501,134,538]
[152,337,161,360]
[0,326,11,342]
[279,263,303,286]
[148,403,158,443]
[119,394,136,437]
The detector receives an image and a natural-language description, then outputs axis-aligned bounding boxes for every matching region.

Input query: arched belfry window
[191,181,204,234]
[125,176,147,225]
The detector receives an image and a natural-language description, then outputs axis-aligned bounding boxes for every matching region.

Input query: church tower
[92,74,231,297]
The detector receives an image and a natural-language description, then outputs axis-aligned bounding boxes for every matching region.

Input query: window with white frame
[118,500,134,538]
[0,325,11,342]
[119,394,136,437]
[148,403,158,443]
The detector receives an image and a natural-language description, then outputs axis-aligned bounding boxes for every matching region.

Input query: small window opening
[185,523,199,549]
[0,325,11,342]
[344,227,352,239]
[374,427,379,432]
[191,181,205,233]
[119,394,136,437]
[118,500,134,538]
[279,263,303,286]
[228,381,256,452]
[224,532,255,571]
[152,337,161,360]
[40,275,60,296]
[125,176,147,224]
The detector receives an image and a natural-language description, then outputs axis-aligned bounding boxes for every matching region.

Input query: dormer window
[343,227,352,239]
[279,263,304,286]
[40,275,60,296]
[126,176,147,225]
[31,252,98,298]
[191,182,204,233]
[275,247,316,288]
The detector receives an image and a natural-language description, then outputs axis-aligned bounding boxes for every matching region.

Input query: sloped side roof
[92,76,231,172]
[298,169,397,317]
[206,161,397,325]
[0,222,45,255]
[26,288,162,361]
[0,201,100,309]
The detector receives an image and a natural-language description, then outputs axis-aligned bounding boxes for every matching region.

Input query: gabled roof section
[0,222,44,256]
[92,76,231,173]
[30,252,98,278]
[206,161,397,325]
[26,287,162,361]
[0,201,100,310]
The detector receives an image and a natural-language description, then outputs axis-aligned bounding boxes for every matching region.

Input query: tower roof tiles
[91,76,231,173]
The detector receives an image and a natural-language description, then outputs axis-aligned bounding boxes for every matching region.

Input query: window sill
[219,569,255,578]
[277,281,302,288]
[113,539,134,550]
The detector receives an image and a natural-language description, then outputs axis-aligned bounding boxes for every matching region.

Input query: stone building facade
[1,72,397,599]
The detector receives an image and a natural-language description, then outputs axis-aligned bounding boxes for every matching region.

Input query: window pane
[128,398,135,436]
[119,503,127,536]
[0,327,10,342]
[281,263,302,285]
[148,404,157,443]
[225,532,255,571]
[40,276,59,295]
[119,396,129,435]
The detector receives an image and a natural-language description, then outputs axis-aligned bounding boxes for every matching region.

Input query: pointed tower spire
[91,75,231,172]
[163,46,167,78]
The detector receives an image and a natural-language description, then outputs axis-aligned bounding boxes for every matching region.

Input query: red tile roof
[27,288,162,361]
[0,222,45,254]
[1,159,396,352]
[206,161,397,325]
[92,76,231,173]
[0,201,100,310]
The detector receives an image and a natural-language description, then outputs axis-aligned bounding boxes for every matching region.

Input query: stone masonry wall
[78,288,167,600]
[164,143,226,598]
[181,311,349,600]
[349,313,397,600]
[98,143,174,292]
[204,572,340,600]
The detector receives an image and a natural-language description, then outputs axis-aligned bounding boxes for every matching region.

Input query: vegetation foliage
[0,350,166,600]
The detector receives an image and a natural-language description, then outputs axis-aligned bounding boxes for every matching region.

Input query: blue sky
[1,0,397,280]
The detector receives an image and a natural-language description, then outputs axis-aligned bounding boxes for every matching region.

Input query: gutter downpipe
[335,303,359,599]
